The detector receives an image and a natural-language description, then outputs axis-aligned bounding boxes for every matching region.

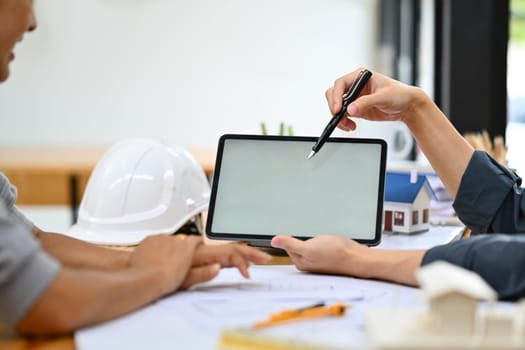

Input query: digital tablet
[206,134,387,246]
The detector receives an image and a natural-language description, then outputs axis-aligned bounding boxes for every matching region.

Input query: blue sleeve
[421,151,525,300]
[422,234,525,300]
[453,150,525,234]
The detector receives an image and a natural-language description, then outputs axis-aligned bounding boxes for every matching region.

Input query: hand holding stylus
[308,69,372,159]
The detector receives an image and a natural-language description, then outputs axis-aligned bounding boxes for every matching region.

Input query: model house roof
[417,261,497,302]
[384,171,432,203]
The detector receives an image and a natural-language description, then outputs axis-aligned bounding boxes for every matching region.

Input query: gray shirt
[0,173,60,330]
[422,151,525,300]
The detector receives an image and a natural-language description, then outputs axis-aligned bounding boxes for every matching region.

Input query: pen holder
[463,130,507,165]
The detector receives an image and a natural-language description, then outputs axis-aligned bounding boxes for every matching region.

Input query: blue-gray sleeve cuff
[422,234,525,300]
[453,151,520,233]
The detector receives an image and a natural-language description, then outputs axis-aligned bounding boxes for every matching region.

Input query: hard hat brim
[66,224,153,246]
[65,203,208,246]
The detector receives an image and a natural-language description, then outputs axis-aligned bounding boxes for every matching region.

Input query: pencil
[252,303,348,329]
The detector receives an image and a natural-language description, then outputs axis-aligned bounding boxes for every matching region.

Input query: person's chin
[0,69,10,82]
[0,60,10,82]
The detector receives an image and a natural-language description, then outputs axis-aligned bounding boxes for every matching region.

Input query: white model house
[383,171,432,234]
[366,262,525,349]
[416,261,497,336]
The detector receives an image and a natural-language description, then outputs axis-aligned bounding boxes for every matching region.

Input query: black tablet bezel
[205,134,387,247]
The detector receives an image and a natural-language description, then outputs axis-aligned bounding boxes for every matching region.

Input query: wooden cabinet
[0,147,216,206]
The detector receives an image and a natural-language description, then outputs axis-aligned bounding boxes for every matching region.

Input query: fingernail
[347,104,357,115]
[260,252,272,262]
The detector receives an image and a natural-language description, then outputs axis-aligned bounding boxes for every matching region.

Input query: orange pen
[252,302,349,329]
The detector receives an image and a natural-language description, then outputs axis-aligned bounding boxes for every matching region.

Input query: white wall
[0,0,379,149]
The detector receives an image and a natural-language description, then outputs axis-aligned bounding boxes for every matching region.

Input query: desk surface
[1,226,464,349]
[0,336,74,350]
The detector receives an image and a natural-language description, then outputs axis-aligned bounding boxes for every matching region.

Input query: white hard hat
[67,138,210,245]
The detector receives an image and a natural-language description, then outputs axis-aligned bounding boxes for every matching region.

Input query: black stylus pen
[307,69,373,159]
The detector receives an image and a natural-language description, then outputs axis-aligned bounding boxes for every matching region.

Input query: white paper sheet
[76,226,461,350]
[76,266,422,350]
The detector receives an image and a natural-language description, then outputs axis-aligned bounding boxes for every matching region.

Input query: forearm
[16,265,169,335]
[34,227,130,270]
[404,88,474,199]
[355,248,426,287]
[273,236,426,287]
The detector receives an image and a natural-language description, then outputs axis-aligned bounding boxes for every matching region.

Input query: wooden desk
[0,147,216,221]
[0,336,75,350]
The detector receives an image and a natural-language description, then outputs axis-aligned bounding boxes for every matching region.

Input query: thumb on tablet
[271,235,304,253]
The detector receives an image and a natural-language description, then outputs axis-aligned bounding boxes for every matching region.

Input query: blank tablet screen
[206,134,386,246]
